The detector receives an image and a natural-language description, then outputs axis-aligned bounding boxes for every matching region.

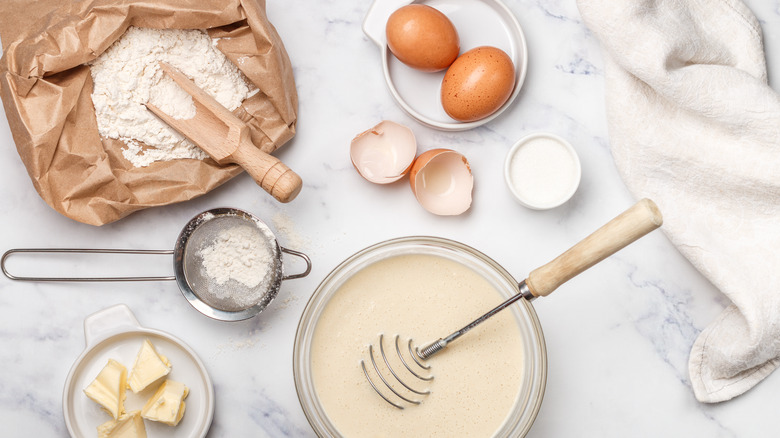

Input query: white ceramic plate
[363,0,527,131]
[63,304,214,438]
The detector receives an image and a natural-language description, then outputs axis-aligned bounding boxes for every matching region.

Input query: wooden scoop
[146,62,302,203]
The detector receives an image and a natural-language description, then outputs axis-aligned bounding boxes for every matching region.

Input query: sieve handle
[1,248,176,282]
[280,247,312,280]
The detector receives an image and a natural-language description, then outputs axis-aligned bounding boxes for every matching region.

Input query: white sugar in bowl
[504,133,581,210]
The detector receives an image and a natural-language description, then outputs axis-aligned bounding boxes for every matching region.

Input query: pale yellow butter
[127,339,171,393]
[97,410,147,438]
[84,359,127,419]
[141,380,188,426]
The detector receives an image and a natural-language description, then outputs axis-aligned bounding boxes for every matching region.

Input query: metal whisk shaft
[419,281,534,360]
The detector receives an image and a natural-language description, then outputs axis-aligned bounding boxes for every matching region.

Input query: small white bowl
[504,133,581,210]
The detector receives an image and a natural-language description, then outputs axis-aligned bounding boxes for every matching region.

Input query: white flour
[199,225,273,289]
[89,26,256,167]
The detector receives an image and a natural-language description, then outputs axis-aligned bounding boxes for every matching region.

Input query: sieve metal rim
[173,207,307,322]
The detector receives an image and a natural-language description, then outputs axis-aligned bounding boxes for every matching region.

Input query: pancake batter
[310,253,526,437]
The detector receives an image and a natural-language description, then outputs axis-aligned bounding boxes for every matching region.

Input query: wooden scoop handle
[230,135,302,203]
[150,62,302,203]
[525,198,663,297]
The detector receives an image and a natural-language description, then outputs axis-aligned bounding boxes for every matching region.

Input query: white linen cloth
[576,0,780,402]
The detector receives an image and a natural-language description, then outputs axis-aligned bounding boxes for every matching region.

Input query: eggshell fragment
[441,46,516,122]
[409,149,473,215]
[350,120,417,184]
[386,5,460,72]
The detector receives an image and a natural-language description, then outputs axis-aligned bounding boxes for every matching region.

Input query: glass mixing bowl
[293,236,547,437]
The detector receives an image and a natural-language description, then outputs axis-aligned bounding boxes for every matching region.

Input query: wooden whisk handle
[525,198,663,297]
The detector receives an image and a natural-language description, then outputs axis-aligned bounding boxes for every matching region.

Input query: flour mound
[89,27,257,167]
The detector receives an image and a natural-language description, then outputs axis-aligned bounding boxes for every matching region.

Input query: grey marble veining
[0,0,778,436]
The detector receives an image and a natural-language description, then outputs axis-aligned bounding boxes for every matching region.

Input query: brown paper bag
[0,0,298,225]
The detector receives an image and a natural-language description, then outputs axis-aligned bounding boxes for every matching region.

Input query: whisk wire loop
[380,335,430,396]
[398,338,433,380]
[361,333,433,409]
[360,359,405,409]
[409,339,431,371]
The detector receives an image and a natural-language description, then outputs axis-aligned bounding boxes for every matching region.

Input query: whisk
[361,199,663,409]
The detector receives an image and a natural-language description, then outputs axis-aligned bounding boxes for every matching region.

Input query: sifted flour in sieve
[89,26,257,167]
[199,225,273,291]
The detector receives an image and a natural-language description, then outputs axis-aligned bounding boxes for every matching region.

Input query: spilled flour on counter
[89,26,257,167]
[272,211,311,251]
[199,225,273,290]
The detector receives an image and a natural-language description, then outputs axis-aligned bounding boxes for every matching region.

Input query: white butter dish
[63,304,214,438]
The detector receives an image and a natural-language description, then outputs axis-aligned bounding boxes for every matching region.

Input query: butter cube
[97,410,147,438]
[84,359,127,419]
[127,339,171,393]
[141,379,189,426]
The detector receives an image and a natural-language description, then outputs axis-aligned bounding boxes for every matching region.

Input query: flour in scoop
[199,225,273,290]
[89,26,257,167]
[508,136,579,208]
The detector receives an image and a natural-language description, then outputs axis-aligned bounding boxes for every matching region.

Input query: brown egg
[386,5,460,72]
[441,46,516,122]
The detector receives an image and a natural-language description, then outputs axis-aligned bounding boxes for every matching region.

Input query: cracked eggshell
[409,149,473,215]
[350,121,417,184]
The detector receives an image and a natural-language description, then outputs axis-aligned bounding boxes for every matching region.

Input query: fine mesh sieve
[1,208,311,322]
[174,208,311,320]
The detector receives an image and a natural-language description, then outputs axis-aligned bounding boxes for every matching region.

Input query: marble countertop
[1,0,779,436]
